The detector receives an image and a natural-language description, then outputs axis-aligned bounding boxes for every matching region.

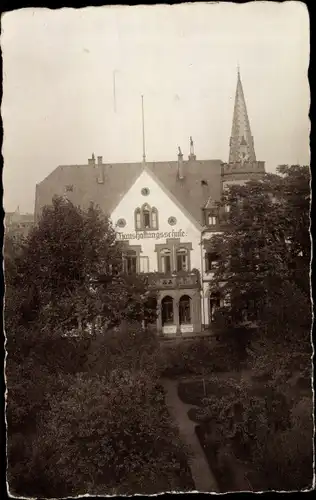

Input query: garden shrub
[160,338,241,379]
[177,378,237,406]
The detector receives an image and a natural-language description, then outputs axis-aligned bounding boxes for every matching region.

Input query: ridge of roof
[144,165,203,231]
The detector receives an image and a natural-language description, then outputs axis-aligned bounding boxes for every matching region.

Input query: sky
[1,2,310,213]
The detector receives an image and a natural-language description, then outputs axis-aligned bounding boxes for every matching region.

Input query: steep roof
[229,69,256,163]
[35,159,223,226]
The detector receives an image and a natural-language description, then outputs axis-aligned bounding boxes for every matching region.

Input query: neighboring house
[34,70,265,337]
[5,208,34,238]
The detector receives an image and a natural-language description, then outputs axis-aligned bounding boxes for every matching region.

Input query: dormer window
[208,215,217,226]
[134,204,159,231]
[225,204,230,213]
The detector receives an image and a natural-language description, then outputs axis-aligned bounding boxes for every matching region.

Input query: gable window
[205,252,219,272]
[176,248,188,272]
[143,207,151,228]
[151,208,158,230]
[134,204,159,231]
[135,208,141,230]
[161,249,172,273]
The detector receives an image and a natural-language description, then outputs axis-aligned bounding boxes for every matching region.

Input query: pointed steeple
[229,69,256,164]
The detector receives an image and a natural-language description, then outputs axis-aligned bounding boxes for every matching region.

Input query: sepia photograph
[1,1,313,496]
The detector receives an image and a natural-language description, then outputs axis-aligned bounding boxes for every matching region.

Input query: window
[123,250,137,274]
[134,204,159,231]
[176,248,188,272]
[179,295,191,324]
[151,208,158,229]
[156,241,192,274]
[225,204,230,213]
[208,214,217,226]
[210,293,221,322]
[135,208,141,230]
[140,256,149,273]
[205,252,219,272]
[161,249,171,273]
[143,206,151,228]
[162,296,174,325]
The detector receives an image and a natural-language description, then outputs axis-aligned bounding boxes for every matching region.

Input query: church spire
[229,69,256,164]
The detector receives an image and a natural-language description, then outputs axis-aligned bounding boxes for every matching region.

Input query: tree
[8,367,191,497]
[207,165,311,346]
[4,196,156,333]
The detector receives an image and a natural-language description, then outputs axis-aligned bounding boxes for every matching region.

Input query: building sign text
[116,229,187,241]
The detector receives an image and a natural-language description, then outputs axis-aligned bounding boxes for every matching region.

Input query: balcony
[143,270,201,291]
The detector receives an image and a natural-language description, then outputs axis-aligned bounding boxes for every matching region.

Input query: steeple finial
[229,69,256,164]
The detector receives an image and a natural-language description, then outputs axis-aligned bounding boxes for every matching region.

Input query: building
[5,207,34,238]
[34,70,265,337]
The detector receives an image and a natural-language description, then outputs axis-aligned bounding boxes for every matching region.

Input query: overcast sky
[1,2,310,213]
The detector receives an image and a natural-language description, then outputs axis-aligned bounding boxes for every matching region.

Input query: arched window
[135,208,141,230]
[179,295,191,324]
[176,248,188,272]
[142,204,151,229]
[161,249,172,273]
[162,296,174,325]
[151,207,158,229]
[134,204,159,231]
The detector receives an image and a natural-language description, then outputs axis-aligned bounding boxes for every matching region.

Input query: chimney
[188,136,196,161]
[96,154,104,184]
[178,146,184,180]
[88,153,96,166]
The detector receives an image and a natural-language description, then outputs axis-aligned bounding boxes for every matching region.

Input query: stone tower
[222,69,265,185]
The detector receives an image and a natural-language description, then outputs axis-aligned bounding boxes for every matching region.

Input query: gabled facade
[34,71,265,337]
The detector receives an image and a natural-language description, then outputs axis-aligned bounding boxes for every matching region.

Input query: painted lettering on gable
[116,229,187,241]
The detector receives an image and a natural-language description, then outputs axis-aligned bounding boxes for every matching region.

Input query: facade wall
[111,169,202,274]
[111,169,205,335]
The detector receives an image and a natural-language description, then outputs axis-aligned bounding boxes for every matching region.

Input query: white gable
[110,169,201,272]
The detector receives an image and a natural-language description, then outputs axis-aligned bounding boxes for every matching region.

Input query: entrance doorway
[179,295,192,324]
[161,296,174,325]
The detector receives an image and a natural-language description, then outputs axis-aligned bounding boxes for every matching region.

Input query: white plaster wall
[110,169,202,273]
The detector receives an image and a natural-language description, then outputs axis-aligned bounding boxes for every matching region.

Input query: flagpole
[141,95,146,164]
[113,71,117,113]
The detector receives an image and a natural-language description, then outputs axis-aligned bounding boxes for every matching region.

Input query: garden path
[162,377,219,493]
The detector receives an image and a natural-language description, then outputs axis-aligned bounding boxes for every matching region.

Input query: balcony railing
[143,270,200,290]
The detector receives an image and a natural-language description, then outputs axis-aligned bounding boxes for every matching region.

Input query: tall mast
[141,95,146,164]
